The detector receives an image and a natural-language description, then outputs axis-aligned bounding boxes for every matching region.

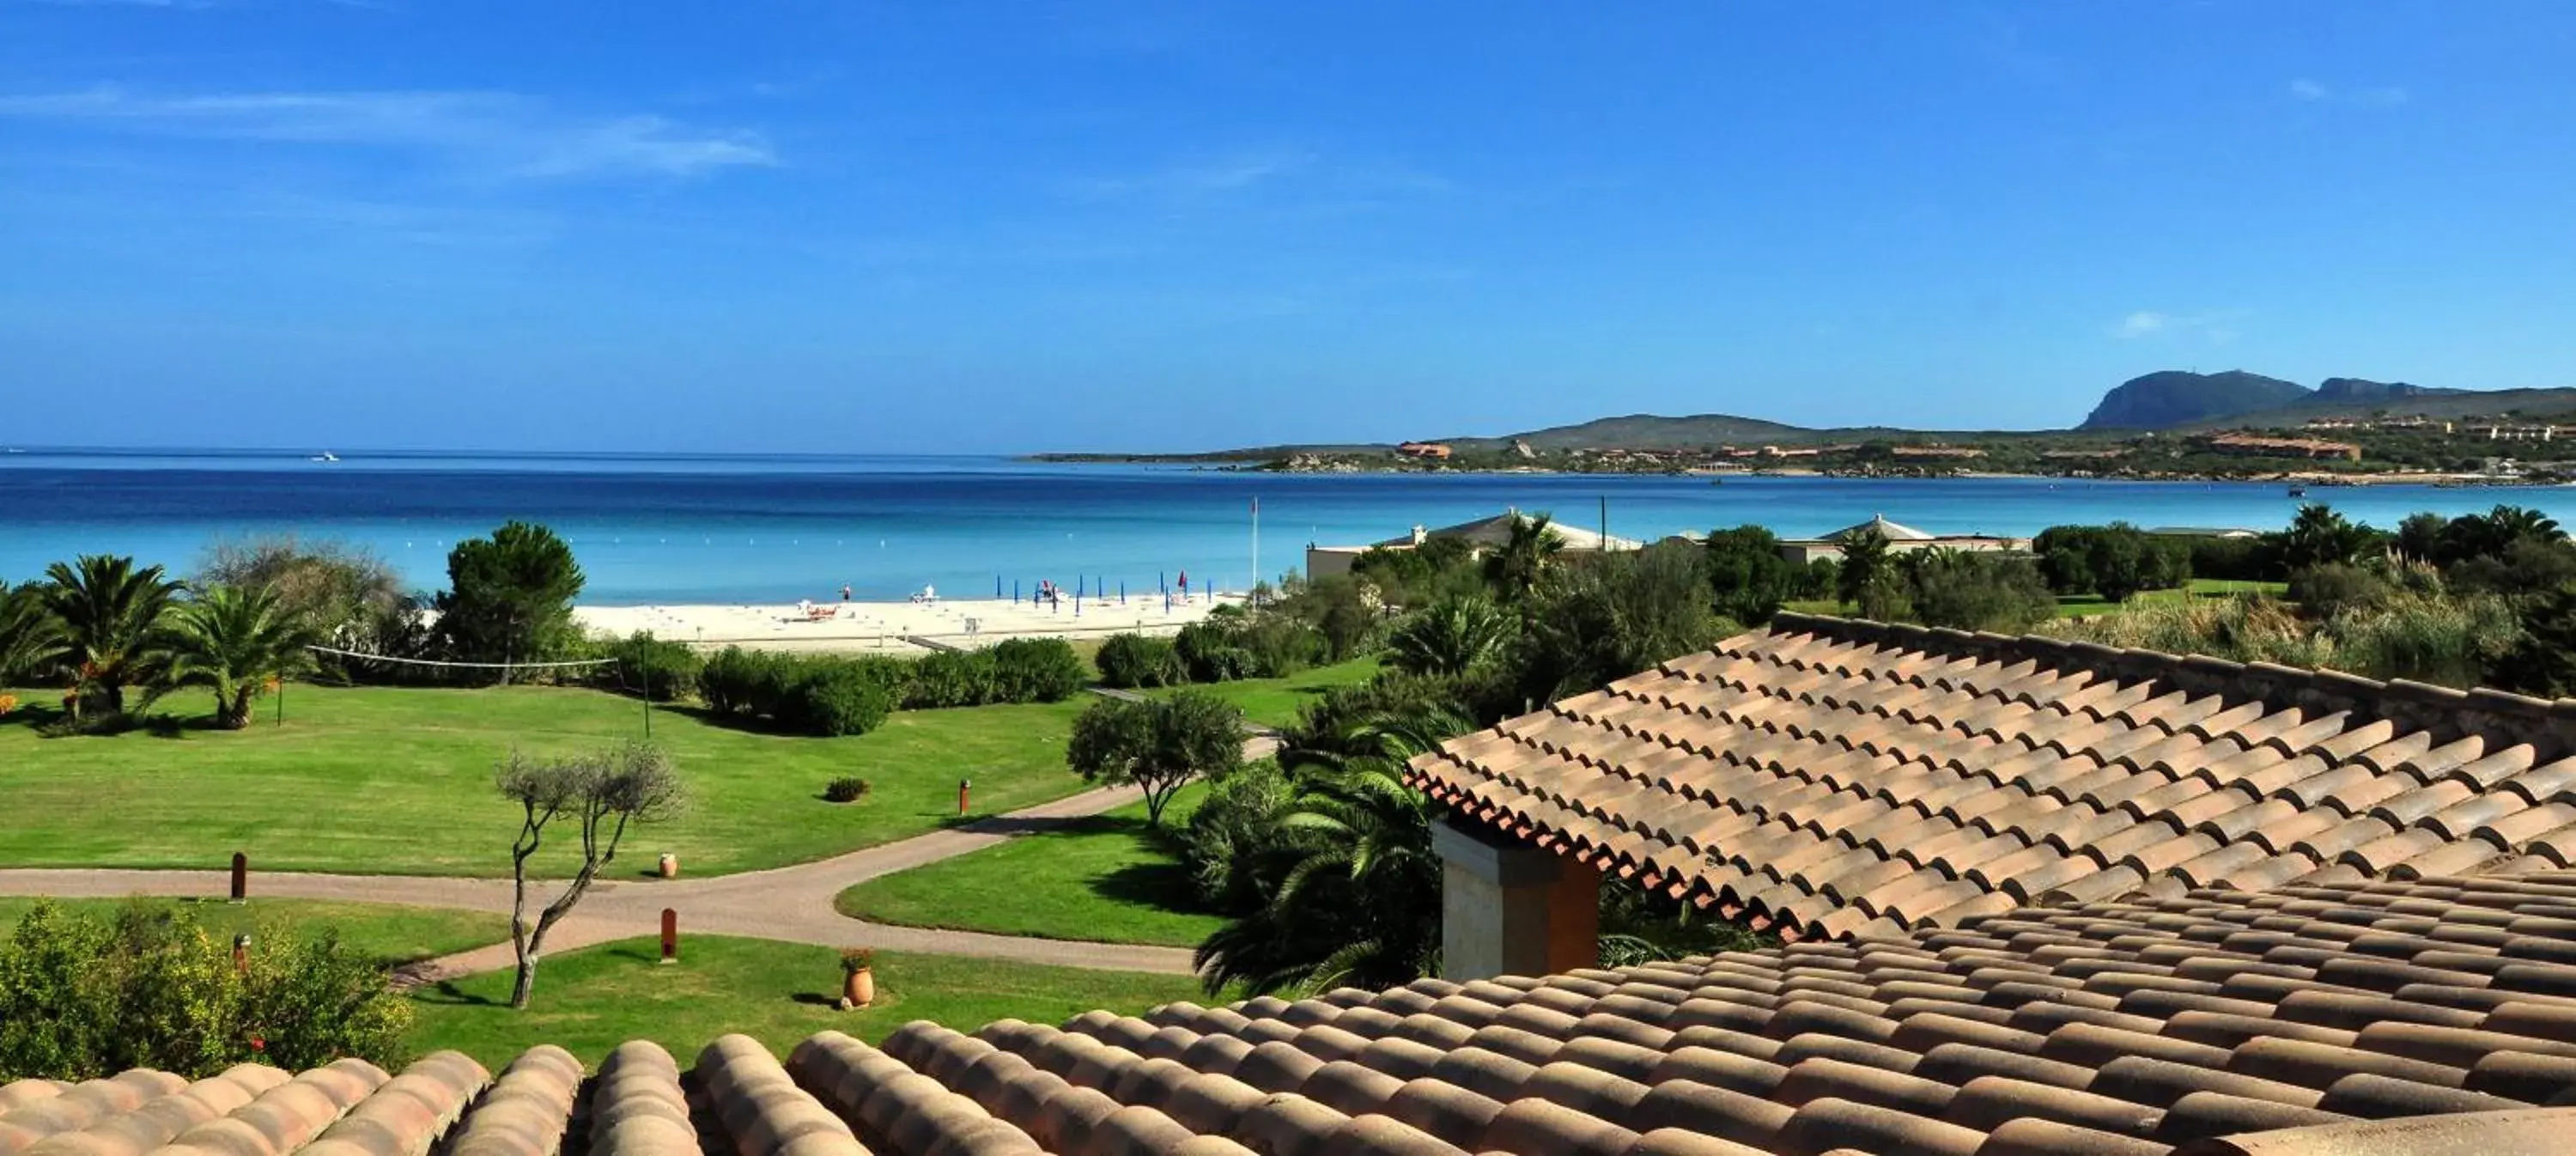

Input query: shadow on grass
[413,980,502,1008]
[940,812,1141,838]
[1088,860,1214,916]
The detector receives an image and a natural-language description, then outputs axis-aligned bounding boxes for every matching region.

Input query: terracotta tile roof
[1407,613,2576,941]
[10,873,2576,1156]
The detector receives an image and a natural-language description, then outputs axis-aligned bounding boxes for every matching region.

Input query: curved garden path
[0,732,1281,983]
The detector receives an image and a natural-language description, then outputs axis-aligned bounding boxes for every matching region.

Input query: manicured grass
[2055,578,2292,618]
[1795,579,2293,621]
[0,897,506,966]
[1145,657,1382,729]
[835,785,1224,949]
[0,684,1091,878]
[405,935,1208,1070]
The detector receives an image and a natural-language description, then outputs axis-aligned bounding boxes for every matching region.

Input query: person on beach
[1176,569,1189,599]
[840,585,852,602]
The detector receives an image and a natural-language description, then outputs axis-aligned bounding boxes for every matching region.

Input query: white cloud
[2116,310,2177,338]
[0,86,775,179]
[2287,78,2409,107]
[2113,309,2245,342]
[1072,149,1317,199]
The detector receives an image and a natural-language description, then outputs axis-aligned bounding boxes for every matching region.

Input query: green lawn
[835,785,1224,949]
[0,897,505,966]
[1792,579,2293,622]
[2055,578,2292,618]
[1145,657,1382,729]
[405,935,1207,1070]
[0,684,1091,878]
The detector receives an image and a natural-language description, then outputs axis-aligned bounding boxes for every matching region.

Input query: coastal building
[1306,509,1644,579]
[1773,514,2026,564]
[1398,441,1455,459]
[54,611,2576,1156]
[1887,445,1985,459]
[2201,433,2365,461]
[2146,526,2260,539]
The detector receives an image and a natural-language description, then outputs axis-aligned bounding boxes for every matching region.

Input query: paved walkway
[0,782,1220,984]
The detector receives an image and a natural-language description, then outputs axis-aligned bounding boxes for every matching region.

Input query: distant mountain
[2312,377,2464,404]
[1442,412,1815,452]
[2079,370,2312,430]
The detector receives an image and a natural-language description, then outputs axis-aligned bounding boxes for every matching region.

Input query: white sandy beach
[574,592,1241,654]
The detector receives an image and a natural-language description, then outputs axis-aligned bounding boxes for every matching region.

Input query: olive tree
[1067,691,1244,826]
[496,741,683,1009]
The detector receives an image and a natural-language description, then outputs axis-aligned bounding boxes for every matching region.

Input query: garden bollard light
[233,934,250,975]
[958,778,972,816]
[661,909,677,964]
[230,852,247,903]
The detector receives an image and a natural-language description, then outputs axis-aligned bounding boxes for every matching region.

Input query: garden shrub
[1236,615,1326,678]
[790,662,896,737]
[604,632,703,702]
[1179,764,1297,914]
[0,901,410,1080]
[698,647,762,716]
[988,637,1088,702]
[2287,563,2392,618]
[904,649,999,709]
[2189,535,2275,583]
[823,776,872,803]
[1096,633,1187,689]
[1175,621,1255,683]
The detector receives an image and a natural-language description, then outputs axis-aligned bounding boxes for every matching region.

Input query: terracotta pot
[843,967,875,1008]
[659,853,678,879]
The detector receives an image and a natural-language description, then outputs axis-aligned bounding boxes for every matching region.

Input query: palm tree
[167,585,318,729]
[1386,594,1513,678]
[39,555,179,719]
[1835,526,1893,609]
[1487,513,1564,602]
[0,581,60,687]
[2276,503,2376,570]
[1195,706,1465,995]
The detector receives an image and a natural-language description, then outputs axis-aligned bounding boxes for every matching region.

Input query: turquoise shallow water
[3,448,2570,604]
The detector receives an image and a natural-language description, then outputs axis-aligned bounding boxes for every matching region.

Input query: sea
[4,447,2573,605]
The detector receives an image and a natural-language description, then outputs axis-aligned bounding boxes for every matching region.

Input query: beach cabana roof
[1824,513,1936,542]
[1372,510,1644,551]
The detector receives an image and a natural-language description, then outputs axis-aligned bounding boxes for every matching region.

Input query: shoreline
[1027,454,2564,487]
[573,593,1242,656]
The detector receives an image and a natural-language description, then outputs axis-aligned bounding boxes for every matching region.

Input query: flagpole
[1251,496,1261,602]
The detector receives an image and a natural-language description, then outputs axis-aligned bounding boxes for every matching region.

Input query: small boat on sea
[2287,484,2307,497]
[310,452,340,463]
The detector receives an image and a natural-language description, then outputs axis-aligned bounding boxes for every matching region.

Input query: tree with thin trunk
[495,741,683,1009]
[1066,691,1243,826]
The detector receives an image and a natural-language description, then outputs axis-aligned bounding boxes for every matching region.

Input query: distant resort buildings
[1303,510,2030,576]
[1765,514,2025,564]
[1305,510,1642,578]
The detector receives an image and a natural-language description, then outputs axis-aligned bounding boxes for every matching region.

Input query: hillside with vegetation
[2078,369,2313,429]
[1040,368,2576,478]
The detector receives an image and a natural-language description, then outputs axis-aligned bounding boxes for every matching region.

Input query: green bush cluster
[699,648,906,736]
[0,901,410,1079]
[902,638,1088,709]
[1097,611,1330,692]
[701,637,1086,735]
[2032,523,2192,602]
[823,776,872,803]
[601,631,705,701]
[1095,633,1186,688]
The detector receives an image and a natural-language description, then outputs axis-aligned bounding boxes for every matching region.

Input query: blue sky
[3,1,2569,453]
